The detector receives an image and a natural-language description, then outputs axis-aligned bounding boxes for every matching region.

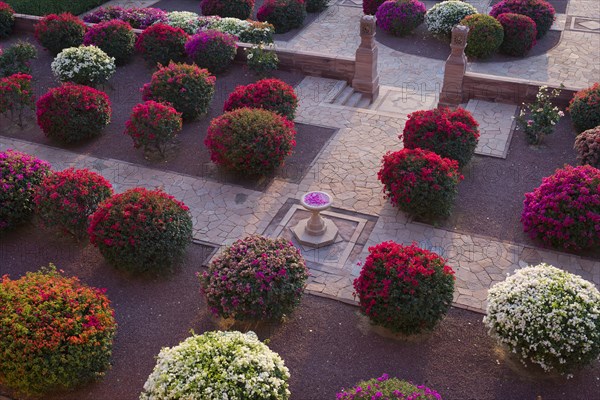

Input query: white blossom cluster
[51,45,115,86]
[484,263,600,374]
[164,11,206,34]
[425,0,477,36]
[140,331,291,399]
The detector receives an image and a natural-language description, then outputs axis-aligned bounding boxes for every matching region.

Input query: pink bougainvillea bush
[337,374,443,399]
[257,0,306,33]
[83,19,136,64]
[201,0,255,20]
[0,1,15,39]
[375,0,426,37]
[489,0,555,39]
[200,235,308,321]
[495,13,537,56]
[0,266,116,396]
[378,148,463,219]
[353,241,455,335]
[568,82,600,133]
[33,168,113,238]
[0,73,34,127]
[88,188,193,273]
[83,6,168,29]
[36,83,112,144]
[0,149,51,231]
[135,23,189,66]
[223,78,298,120]
[185,30,238,73]
[205,107,296,176]
[34,13,86,55]
[521,165,600,251]
[124,100,183,156]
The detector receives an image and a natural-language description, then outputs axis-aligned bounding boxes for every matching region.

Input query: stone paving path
[465,99,517,158]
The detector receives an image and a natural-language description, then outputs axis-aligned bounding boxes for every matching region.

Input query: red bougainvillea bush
[36,83,112,144]
[0,73,34,127]
[223,78,298,120]
[141,61,215,120]
[200,235,308,321]
[34,13,86,55]
[88,187,193,273]
[378,148,463,219]
[33,168,113,238]
[201,0,256,20]
[401,107,479,168]
[0,149,51,231]
[205,107,296,175]
[568,82,600,133]
[495,13,537,57]
[521,164,600,251]
[0,265,116,396]
[489,0,555,39]
[185,30,238,74]
[257,0,306,34]
[575,126,600,168]
[337,374,443,399]
[0,1,15,39]
[135,23,189,66]
[375,0,426,37]
[353,241,455,335]
[83,19,136,65]
[124,100,183,156]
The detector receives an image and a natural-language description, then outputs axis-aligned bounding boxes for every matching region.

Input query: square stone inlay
[569,17,600,33]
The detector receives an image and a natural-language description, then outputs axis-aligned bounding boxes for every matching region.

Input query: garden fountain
[292,191,339,248]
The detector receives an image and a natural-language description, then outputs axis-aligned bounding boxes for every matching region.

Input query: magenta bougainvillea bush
[200,235,308,321]
[337,374,443,399]
[521,165,600,251]
[185,30,238,74]
[495,12,537,57]
[568,82,600,133]
[201,0,255,20]
[0,73,34,127]
[353,241,455,334]
[83,20,136,64]
[34,13,86,55]
[83,6,168,29]
[33,168,113,238]
[0,1,15,38]
[223,78,298,120]
[489,0,555,39]
[135,23,189,66]
[257,0,306,33]
[124,100,183,156]
[375,0,426,37]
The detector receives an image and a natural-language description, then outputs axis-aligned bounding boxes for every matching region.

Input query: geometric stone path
[465,99,518,158]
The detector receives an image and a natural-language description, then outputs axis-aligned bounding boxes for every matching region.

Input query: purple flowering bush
[336,374,442,399]
[376,0,426,37]
[83,6,167,29]
[521,165,600,251]
[185,30,238,74]
[199,235,308,321]
[1,149,51,230]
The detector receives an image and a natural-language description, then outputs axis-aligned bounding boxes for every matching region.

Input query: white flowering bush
[425,0,477,36]
[51,45,115,86]
[140,331,291,399]
[202,16,274,44]
[484,263,600,374]
[163,11,204,34]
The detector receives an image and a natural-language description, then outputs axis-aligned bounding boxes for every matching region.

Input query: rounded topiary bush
[575,126,600,168]
[125,100,183,156]
[83,6,168,29]
[0,266,117,396]
[460,13,504,59]
[223,78,298,120]
[0,73,35,126]
[135,23,189,66]
[141,62,216,120]
[205,108,296,175]
[185,30,238,73]
[88,187,193,272]
[51,46,116,86]
[521,165,600,251]
[0,2,15,39]
[353,241,455,335]
[375,0,426,37]
[201,0,256,20]
[378,148,463,219]
[36,83,112,144]
[0,149,51,231]
[364,0,386,15]
[200,235,308,321]
[140,331,290,399]
[337,374,442,399]
[257,0,306,34]
[306,0,329,12]
[495,12,537,56]
[490,0,555,39]
[484,263,600,375]
[33,168,113,238]
[34,13,86,55]
[401,107,479,168]
[425,0,477,37]
[83,19,136,65]
[568,83,600,133]
[162,11,204,34]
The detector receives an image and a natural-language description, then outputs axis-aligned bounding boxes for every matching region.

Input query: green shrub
[0,41,37,77]
[306,0,329,12]
[34,13,85,55]
[257,0,306,34]
[568,83,600,133]
[0,1,14,38]
[460,13,504,59]
[201,0,255,20]
[574,126,600,168]
[245,43,279,77]
[83,19,136,65]
[5,0,106,16]
[337,374,442,399]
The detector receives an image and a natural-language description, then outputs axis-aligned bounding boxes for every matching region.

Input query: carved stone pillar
[352,15,380,102]
[438,25,469,108]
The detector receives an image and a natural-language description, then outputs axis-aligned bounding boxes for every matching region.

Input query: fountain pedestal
[292,191,339,248]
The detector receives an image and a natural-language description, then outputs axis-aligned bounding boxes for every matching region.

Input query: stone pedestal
[438,25,469,109]
[352,15,380,102]
[292,218,339,248]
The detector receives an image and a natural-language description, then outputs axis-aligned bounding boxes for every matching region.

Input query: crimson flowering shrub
[0,266,116,396]
[200,235,308,321]
[33,168,113,238]
[205,108,296,175]
[353,242,455,335]
[124,100,183,157]
[185,30,238,73]
[521,165,600,251]
[223,78,298,120]
[568,83,600,133]
[34,13,86,55]
[36,83,112,144]
[257,0,306,34]
[83,20,136,65]
[401,107,480,168]
[337,374,442,399]
[201,0,255,20]
[375,0,426,37]
[0,149,51,231]
[489,0,554,39]
[575,126,600,168]
[460,14,504,59]
[378,148,463,219]
[0,73,34,127]
[0,2,14,39]
[364,0,386,15]
[141,62,216,120]
[495,13,537,56]
[135,23,189,66]
[88,187,193,272]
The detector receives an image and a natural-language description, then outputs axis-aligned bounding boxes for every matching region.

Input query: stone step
[322,80,348,104]
[333,85,355,106]
[345,91,364,107]
[356,94,372,108]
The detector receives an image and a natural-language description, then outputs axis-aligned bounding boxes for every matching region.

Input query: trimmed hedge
[5,0,107,16]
